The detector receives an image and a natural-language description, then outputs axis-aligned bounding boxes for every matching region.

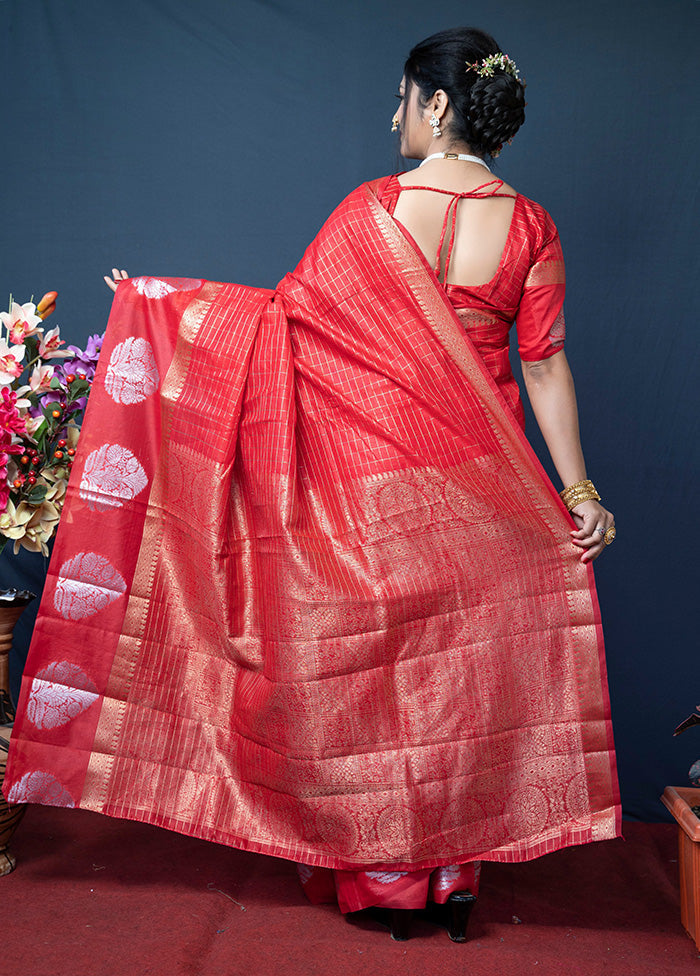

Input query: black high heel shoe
[363,906,414,941]
[358,891,477,942]
[444,890,478,942]
[422,889,478,942]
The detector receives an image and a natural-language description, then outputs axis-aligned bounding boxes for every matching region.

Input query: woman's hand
[569,499,615,564]
[103,268,129,292]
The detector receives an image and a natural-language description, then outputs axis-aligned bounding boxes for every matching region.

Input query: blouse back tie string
[394,178,515,283]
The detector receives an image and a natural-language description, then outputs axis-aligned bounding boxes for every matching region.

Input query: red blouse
[375,173,566,429]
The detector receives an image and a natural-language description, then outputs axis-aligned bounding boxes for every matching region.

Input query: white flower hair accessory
[466,53,521,80]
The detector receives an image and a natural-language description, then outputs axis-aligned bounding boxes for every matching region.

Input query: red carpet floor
[4,808,699,976]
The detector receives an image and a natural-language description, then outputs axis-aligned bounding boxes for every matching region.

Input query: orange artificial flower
[36,291,58,320]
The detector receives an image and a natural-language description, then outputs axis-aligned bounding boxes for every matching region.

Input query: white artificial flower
[29,363,55,393]
[0,337,26,384]
[37,326,71,359]
[0,301,43,344]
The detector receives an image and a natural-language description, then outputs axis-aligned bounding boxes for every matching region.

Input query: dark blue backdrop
[2,0,698,821]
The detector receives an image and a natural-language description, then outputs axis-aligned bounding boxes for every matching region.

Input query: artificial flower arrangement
[0,293,102,556]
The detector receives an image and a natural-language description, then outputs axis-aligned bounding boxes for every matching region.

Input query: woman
[5,27,620,943]
[282,27,618,939]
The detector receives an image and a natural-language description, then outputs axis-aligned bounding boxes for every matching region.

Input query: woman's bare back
[393,166,517,288]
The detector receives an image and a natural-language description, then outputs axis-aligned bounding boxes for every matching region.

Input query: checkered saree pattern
[4,181,620,870]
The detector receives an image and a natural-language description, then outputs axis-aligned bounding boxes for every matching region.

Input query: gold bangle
[559,478,601,512]
[561,487,600,504]
[562,493,600,511]
[560,478,597,497]
[560,491,600,509]
[560,478,599,498]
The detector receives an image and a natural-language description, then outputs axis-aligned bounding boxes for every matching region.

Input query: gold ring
[603,525,616,545]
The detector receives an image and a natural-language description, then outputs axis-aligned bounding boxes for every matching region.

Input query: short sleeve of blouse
[516,219,566,362]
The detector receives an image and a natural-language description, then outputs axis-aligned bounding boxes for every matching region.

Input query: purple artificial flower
[53,355,92,384]
[52,334,103,386]
[68,395,88,416]
[26,388,68,420]
[83,334,103,361]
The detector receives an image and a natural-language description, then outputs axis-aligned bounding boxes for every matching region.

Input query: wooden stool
[661,786,700,951]
[0,727,27,876]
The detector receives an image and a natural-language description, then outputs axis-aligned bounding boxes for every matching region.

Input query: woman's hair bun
[403,27,527,157]
[467,73,526,156]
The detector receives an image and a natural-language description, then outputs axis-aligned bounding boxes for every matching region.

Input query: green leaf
[32,419,48,447]
[42,401,62,420]
[49,376,63,389]
[67,379,90,397]
[26,484,48,504]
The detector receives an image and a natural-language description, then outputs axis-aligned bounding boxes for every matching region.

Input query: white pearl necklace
[419,152,491,171]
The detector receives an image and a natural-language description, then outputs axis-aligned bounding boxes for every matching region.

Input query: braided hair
[403,27,526,157]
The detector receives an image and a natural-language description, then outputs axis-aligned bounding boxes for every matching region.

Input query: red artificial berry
[31,456,41,466]
[13,479,22,489]
[20,455,30,465]
[54,450,64,459]
[51,408,61,418]
[57,438,67,448]
[67,448,76,456]
[28,475,37,486]
[66,374,75,383]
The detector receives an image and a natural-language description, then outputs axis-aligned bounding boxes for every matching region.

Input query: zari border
[81,283,223,811]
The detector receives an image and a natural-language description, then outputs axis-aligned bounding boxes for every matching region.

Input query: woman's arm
[520,348,615,563]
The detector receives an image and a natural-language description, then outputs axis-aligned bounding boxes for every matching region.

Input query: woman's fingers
[572,530,607,548]
[572,522,605,547]
[104,269,130,292]
[570,509,598,543]
[581,541,604,563]
[580,529,612,562]
[572,523,605,562]
[567,501,615,561]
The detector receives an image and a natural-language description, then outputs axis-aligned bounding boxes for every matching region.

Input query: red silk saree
[4,177,621,871]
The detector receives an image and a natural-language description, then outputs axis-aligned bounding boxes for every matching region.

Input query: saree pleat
[4,181,621,870]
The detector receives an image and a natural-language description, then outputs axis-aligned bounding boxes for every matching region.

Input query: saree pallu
[4,179,621,870]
